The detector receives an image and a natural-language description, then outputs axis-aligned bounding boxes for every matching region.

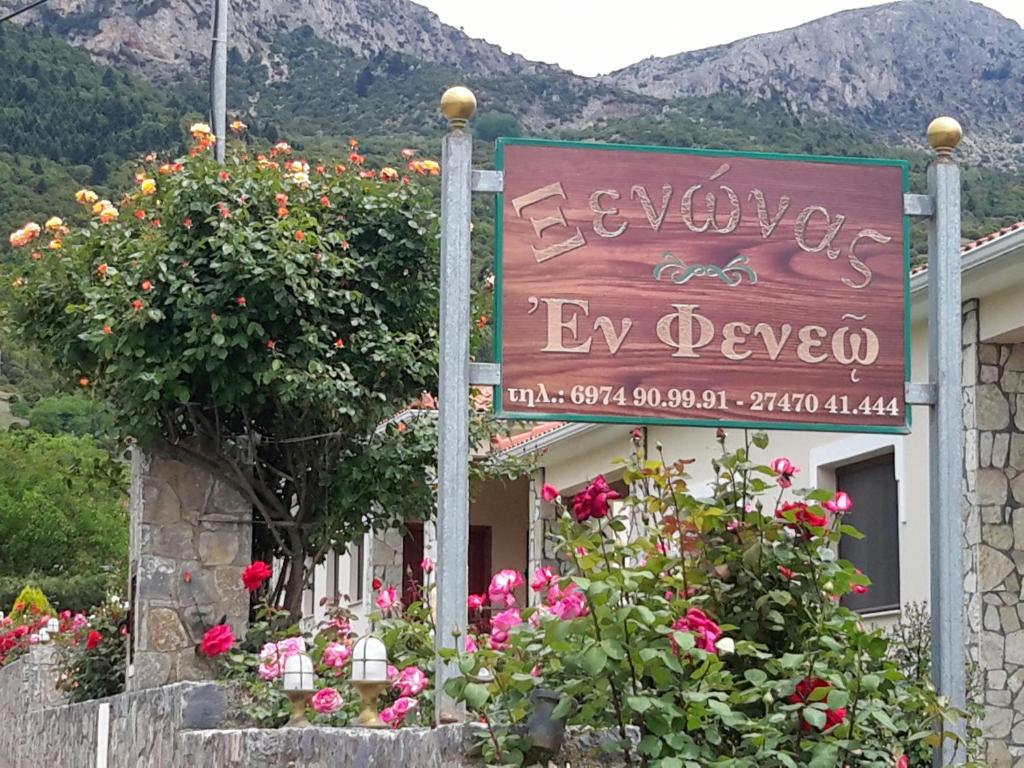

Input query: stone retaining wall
[0,651,631,768]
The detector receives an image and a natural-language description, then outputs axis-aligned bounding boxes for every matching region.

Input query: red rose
[86,630,102,650]
[241,561,273,592]
[788,677,847,732]
[572,475,620,523]
[199,623,235,658]
[776,502,827,530]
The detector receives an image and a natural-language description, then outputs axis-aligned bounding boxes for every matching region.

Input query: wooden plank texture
[496,140,908,431]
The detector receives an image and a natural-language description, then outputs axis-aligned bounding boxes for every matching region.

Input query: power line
[0,0,50,24]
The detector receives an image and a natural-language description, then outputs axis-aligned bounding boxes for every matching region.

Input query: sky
[416,0,1024,77]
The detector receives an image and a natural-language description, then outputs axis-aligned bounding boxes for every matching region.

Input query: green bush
[0,573,117,614]
[10,585,54,621]
[25,394,114,439]
[0,430,127,578]
[55,596,127,703]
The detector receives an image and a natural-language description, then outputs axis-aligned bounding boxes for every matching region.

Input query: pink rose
[546,579,579,606]
[376,586,399,614]
[541,484,560,502]
[467,593,486,610]
[572,475,619,522]
[380,697,418,728]
[312,687,342,714]
[387,664,399,681]
[465,635,478,653]
[770,457,800,488]
[395,666,429,697]
[549,590,588,620]
[393,696,418,716]
[72,614,88,630]
[322,642,351,669]
[671,607,723,654]
[258,662,281,681]
[489,607,523,649]
[488,569,524,607]
[531,566,556,592]
[824,490,853,514]
[420,556,435,573]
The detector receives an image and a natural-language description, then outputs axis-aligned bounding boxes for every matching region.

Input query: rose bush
[440,433,973,767]
[4,124,523,622]
[54,596,127,703]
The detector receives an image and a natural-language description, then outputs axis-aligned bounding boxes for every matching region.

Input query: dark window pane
[836,453,900,613]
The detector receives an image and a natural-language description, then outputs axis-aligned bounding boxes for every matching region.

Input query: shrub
[0,573,117,614]
[10,585,54,622]
[438,433,971,766]
[54,596,127,702]
[4,125,518,621]
[0,430,127,578]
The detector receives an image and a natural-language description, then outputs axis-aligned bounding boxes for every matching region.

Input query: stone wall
[0,646,67,722]
[0,677,229,768]
[0,653,632,768]
[128,443,252,691]
[962,299,1024,767]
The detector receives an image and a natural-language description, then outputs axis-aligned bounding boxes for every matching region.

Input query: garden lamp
[37,629,50,644]
[350,635,389,728]
[282,651,315,727]
[46,618,60,634]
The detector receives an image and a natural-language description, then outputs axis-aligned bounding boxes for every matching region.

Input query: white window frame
[808,434,906,618]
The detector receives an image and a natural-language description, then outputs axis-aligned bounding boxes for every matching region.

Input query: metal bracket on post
[434,86,478,725]
[905,382,937,406]
[924,116,966,767]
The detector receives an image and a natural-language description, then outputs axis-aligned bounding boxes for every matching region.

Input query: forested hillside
[2,23,1022,265]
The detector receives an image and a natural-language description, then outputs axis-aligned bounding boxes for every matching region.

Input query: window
[836,453,900,614]
[349,538,365,603]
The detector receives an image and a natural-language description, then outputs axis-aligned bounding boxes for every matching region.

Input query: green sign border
[493,137,912,435]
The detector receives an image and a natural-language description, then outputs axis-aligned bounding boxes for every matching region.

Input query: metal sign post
[435,89,968,759]
[435,86,477,723]
[925,117,966,766]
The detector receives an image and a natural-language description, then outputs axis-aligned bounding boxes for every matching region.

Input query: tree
[6,128,510,620]
[25,394,114,440]
[0,430,127,579]
[474,112,521,143]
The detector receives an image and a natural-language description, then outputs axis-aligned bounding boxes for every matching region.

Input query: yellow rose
[140,178,157,196]
[190,122,212,138]
[92,200,112,215]
[75,189,99,205]
[44,216,63,232]
[99,207,119,224]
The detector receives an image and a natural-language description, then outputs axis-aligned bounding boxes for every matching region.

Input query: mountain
[0,0,1021,258]
[604,0,1024,166]
[4,0,559,79]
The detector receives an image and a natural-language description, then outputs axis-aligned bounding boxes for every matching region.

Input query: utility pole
[211,0,228,163]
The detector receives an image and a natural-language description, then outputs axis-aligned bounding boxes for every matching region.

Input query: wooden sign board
[494,139,910,433]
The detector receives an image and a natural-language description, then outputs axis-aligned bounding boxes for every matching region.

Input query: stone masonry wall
[128,443,252,691]
[0,655,633,768]
[962,299,1024,767]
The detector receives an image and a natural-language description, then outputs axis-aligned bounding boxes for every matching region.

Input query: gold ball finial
[440,86,477,130]
[927,116,963,158]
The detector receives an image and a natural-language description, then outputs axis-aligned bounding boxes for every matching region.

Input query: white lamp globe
[351,636,388,682]
[282,652,315,692]
[46,618,60,634]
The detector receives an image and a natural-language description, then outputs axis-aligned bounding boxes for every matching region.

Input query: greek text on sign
[495,139,909,432]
